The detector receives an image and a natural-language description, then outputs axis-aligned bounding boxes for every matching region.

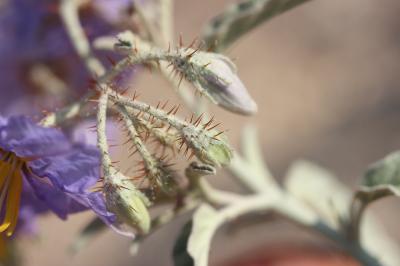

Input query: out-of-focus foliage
[203,0,310,52]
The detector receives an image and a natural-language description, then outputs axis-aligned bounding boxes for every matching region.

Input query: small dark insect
[116,37,132,48]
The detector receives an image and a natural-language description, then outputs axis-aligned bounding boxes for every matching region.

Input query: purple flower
[0,116,114,236]
[0,0,133,113]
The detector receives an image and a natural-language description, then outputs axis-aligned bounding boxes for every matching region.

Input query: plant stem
[97,92,112,178]
[60,0,104,76]
[210,193,381,266]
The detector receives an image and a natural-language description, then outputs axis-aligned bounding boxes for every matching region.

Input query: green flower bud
[104,172,151,234]
[181,126,233,167]
[203,138,233,166]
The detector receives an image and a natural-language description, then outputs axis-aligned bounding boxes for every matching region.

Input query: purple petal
[0,116,71,158]
[27,142,116,224]
[28,144,100,193]
[25,175,86,219]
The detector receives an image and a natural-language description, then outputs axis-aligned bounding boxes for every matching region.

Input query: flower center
[0,149,24,236]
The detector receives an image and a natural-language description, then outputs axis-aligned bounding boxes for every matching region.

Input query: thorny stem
[134,115,177,147]
[115,104,160,179]
[116,104,153,160]
[50,0,171,127]
[129,0,202,113]
[97,93,112,178]
[44,7,170,127]
[109,92,184,129]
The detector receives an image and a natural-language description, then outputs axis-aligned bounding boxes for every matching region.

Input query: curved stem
[60,0,105,76]
[208,193,381,266]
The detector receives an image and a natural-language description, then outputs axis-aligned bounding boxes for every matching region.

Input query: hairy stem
[97,93,112,178]
[60,0,105,76]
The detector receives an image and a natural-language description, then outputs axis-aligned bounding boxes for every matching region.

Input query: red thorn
[207,122,220,131]
[167,105,177,115]
[193,113,204,127]
[161,100,169,110]
[213,131,224,138]
[186,48,199,59]
[203,115,214,129]
[173,104,180,115]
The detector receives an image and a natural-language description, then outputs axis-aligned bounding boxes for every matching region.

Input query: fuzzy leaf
[187,204,220,266]
[173,221,194,266]
[363,151,400,191]
[203,0,311,52]
[284,160,400,265]
[284,160,351,228]
[357,151,400,203]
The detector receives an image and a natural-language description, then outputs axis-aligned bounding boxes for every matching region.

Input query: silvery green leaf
[69,217,107,254]
[187,204,220,266]
[284,160,400,265]
[284,160,351,228]
[173,221,194,266]
[362,151,400,197]
[203,0,311,52]
[353,151,400,216]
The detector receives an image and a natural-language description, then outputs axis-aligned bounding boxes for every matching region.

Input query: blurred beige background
[20,0,400,265]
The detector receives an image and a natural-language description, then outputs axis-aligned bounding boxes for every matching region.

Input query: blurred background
[12,0,400,265]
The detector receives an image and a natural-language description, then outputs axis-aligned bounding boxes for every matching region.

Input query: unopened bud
[173,50,257,115]
[104,172,151,234]
[181,126,233,167]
